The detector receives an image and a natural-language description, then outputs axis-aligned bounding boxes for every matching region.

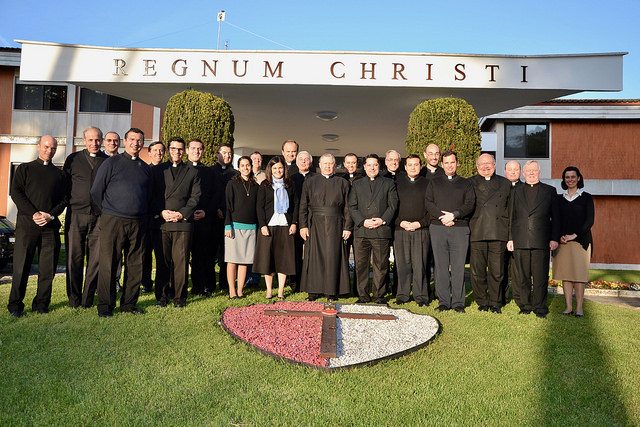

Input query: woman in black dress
[253,156,298,299]
[224,156,258,299]
[552,166,594,317]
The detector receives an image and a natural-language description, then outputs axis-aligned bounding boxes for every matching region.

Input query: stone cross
[264,303,395,358]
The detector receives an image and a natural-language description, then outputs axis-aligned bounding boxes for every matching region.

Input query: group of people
[7,128,594,320]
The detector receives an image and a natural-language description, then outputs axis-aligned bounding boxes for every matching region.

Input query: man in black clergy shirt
[282,139,299,175]
[501,160,523,304]
[151,137,201,307]
[91,128,152,317]
[507,160,559,318]
[299,153,352,301]
[425,150,475,313]
[63,126,109,308]
[187,139,218,296]
[8,135,66,317]
[210,143,235,292]
[419,143,445,179]
[349,154,398,304]
[394,155,431,306]
[340,152,364,293]
[290,151,314,293]
[468,154,511,314]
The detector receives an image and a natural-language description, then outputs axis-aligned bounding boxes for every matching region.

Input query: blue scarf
[272,178,289,214]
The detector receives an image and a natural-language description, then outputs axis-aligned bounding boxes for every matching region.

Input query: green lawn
[1,277,639,426]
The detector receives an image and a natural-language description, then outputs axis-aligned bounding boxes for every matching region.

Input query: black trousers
[354,237,390,301]
[8,220,60,313]
[190,218,215,294]
[514,248,550,315]
[470,240,505,308]
[501,249,520,305]
[141,220,154,291]
[212,218,228,291]
[65,211,101,308]
[156,229,191,304]
[429,224,469,309]
[97,214,146,314]
[394,228,430,304]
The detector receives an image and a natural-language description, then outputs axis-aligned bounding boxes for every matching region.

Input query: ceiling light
[316,111,338,121]
[322,134,340,142]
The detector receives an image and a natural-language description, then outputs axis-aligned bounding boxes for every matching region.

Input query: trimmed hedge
[161,89,235,166]
[405,97,481,177]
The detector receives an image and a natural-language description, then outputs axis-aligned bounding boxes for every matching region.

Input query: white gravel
[329,304,439,368]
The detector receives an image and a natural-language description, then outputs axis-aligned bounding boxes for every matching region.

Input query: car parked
[0,216,16,269]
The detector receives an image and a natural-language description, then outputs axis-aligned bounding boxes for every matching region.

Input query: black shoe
[141,287,152,294]
[575,312,584,317]
[126,308,145,315]
[559,310,574,316]
[490,306,502,314]
[434,305,450,312]
[477,305,489,312]
[327,297,337,302]
[355,299,370,304]
[374,298,386,305]
[37,308,49,314]
[174,302,186,308]
[98,311,113,318]
[417,302,427,307]
[204,288,213,294]
[10,311,23,318]
[454,307,466,313]
[306,295,317,301]
[394,299,407,305]
[519,309,531,315]
[156,300,167,308]
[536,313,547,319]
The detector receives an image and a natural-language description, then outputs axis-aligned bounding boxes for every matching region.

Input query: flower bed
[548,279,640,291]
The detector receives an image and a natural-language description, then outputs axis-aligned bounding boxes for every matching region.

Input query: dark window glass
[79,88,131,113]
[504,123,549,158]
[14,84,67,111]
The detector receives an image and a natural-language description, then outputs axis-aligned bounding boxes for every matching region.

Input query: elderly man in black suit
[151,137,201,308]
[349,154,398,304]
[507,160,559,318]
[63,126,109,308]
[290,151,315,293]
[501,160,523,304]
[8,135,66,317]
[469,154,511,313]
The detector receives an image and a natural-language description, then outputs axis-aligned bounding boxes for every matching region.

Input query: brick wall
[591,196,640,264]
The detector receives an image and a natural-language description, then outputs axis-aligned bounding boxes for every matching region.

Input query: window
[79,88,131,113]
[504,123,549,158]
[14,84,67,111]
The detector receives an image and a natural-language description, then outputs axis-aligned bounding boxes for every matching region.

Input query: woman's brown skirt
[552,241,591,283]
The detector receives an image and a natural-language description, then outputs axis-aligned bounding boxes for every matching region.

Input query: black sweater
[395,174,430,228]
[63,149,109,214]
[556,192,595,253]
[425,174,475,227]
[225,178,259,227]
[11,158,66,229]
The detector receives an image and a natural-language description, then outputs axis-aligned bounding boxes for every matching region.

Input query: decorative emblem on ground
[221,301,440,371]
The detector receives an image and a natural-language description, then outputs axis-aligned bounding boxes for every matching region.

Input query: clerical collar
[221,165,227,170]
[287,162,292,166]
[389,171,396,175]
[301,172,308,176]
[447,174,454,180]
[485,176,491,181]
[192,162,198,166]
[123,152,137,161]
[322,173,333,179]
[172,163,179,168]
[43,161,49,166]
[89,153,96,158]
[369,177,375,181]
[427,166,437,173]
[528,182,538,187]
[349,173,354,178]
[410,177,416,182]
[512,181,518,186]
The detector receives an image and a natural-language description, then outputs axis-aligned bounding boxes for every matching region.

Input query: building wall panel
[131,101,154,140]
[591,196,640,264]
[0,68,14,134]
[551,120,640,179]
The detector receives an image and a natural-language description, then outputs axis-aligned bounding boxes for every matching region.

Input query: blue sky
[2,0,638,98]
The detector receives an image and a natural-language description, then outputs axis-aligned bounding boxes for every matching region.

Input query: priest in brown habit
[299,153,353,301]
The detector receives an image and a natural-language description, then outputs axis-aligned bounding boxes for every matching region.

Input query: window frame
[503,122,550,159]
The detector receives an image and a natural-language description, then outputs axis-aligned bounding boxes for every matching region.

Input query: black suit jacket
[348,175,398,239]
[509,181,560,249]
[291,171,315,200]
[151,162,201,231]
[469,174,511,242]
[188,162,218,219]
[256,181,299,228]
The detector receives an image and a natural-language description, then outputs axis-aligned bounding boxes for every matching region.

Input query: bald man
[8,136,66,316]
[420,144,445,179]
[468,154,511,313]
[502,160,523,304]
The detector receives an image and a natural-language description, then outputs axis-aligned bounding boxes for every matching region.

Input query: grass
[1,276,639,426]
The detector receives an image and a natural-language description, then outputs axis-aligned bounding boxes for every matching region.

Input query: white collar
[563,188,583,201]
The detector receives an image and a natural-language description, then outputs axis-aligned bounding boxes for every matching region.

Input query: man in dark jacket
[349,154,398,304]
[507,160,559,318]
[63,126,108,308]
[469,154,511,313]
[151,137,201,307]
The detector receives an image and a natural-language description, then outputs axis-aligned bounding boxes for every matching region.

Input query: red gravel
[221,301,328,368]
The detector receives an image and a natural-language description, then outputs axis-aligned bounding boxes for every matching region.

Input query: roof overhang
[17,40,625,155]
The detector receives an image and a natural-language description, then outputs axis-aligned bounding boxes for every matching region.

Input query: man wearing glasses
[150,137,201,308]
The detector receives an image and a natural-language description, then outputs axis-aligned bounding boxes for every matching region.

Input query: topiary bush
[405,97,481,178]
[161,89,235,166]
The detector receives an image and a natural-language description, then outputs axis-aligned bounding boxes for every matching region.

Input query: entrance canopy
[18,41,624,155]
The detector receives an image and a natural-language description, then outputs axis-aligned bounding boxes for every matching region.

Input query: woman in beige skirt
[552,166,594,317]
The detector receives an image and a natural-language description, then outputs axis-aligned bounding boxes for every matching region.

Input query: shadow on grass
[540,295,631,424]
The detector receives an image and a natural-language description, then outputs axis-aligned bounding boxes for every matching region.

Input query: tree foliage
[161,89,235,166]
[405,97,481,178]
